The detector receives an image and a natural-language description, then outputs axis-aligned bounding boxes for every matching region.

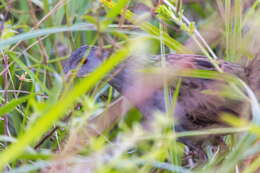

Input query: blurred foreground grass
[0,0,260,172]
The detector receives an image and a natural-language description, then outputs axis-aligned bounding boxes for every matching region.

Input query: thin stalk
[163,0,218,60]
[225,0,231,59]
[159,21,174,165]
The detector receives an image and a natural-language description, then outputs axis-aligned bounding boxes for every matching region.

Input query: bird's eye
[81,58,88,65]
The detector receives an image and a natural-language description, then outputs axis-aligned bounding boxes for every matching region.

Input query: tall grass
[0,0,260,172]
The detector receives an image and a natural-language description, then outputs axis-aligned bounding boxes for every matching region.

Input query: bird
[63,45,260,149]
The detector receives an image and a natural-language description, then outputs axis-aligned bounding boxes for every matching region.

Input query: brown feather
[63,46,259,147]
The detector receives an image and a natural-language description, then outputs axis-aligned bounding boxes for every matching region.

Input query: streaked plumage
[63,45,260,148]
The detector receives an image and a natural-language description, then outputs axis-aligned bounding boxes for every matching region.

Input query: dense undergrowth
[0,0,260,172]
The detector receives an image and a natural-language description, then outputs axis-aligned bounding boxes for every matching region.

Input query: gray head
[63,45,110,77]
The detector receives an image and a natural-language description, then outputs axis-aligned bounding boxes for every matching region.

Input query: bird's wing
[162,54,249,130]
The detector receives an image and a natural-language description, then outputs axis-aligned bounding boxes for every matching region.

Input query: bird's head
[63,45,111,77]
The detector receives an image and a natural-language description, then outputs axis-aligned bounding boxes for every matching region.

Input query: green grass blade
[0,43,131,170]
[0,94,34,117]
[0,23,96,49]
[100,0,190,53]
[101,0,130,30]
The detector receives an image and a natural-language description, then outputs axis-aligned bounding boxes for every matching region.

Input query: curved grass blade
[0,43,131,170]
[0,23,96,49]
[100,0,190,53]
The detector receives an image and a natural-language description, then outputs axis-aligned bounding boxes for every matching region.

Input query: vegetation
[0,0,260,172]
